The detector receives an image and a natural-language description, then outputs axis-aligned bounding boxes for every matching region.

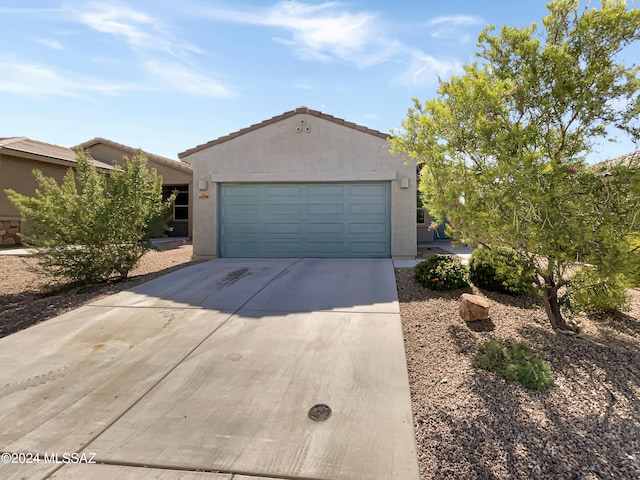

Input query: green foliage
[473,339,554,391]
[567,267,630,314]
[392,0,640,331]
[623,233,640,288]
[469,246,535,295]
[5,150,174,284]
[414,254,470,290]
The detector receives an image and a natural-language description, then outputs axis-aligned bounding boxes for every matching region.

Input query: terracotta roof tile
[178,106,390,159]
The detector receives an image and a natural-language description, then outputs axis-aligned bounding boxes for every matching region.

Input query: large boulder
[459,293,490,322]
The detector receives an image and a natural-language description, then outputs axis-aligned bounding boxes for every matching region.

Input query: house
[77,138,193,238]
[0,137,114,246]
[178,107,417,260]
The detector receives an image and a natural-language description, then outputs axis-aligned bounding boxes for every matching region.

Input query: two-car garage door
[219,182,390,258]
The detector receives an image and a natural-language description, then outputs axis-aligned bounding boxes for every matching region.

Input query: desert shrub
[414,254,469,290]
[472,339,553,391]
[469,246,535,295]
[568,267,630,314]
[5,150,174,285]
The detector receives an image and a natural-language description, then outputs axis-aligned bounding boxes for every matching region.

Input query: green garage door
[219,183,390,258]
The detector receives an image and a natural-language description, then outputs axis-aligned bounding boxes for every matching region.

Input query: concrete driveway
[0,258,419,480]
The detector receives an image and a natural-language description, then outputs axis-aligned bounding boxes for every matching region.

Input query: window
[163,186,189,222]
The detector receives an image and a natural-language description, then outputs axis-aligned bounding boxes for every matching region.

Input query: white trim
[210,171,398,183]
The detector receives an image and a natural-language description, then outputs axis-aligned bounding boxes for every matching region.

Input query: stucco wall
[184,113,417,259]
[0,154,71,245]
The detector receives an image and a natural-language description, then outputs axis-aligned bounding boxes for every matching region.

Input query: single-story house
[178,106,417,260]
[0,137,114,246]
[76,138,193,238]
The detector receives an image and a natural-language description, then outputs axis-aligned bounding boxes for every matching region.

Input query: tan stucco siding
[185,113,417,259]
[0,154,70,219]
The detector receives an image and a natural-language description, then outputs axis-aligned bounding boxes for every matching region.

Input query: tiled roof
[592,151,640,170]
[0,137,114,169]
[77,137,192,173]
[178,106,391,159]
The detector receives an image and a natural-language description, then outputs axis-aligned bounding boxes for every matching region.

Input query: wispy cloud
[426,15,483,43]
[197,1,401,67]
[71,2,203,59]
[293,82,314,90]
[36,38,64,50]
[0,59,134,98]
[144,61,235,98]
[396,51,463,87]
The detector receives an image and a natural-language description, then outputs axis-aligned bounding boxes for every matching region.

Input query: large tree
[6,150,174,284]
[392,0,640,331]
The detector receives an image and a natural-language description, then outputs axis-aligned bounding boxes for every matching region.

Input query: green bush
[5,150,174,285]
[414,254,469,290]
[568,267,630,314]
[472,339,553,390]
[469,246,535,295]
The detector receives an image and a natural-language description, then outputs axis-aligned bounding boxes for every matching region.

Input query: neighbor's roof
[0,137,114,170]
[592,151,640,171]
[178,106,391,159]
[77,137,192,173]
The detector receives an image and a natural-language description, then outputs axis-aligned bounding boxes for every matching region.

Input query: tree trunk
[542,286,573,331]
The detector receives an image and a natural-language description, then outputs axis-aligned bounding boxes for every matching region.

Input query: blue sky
[1,1,638,162]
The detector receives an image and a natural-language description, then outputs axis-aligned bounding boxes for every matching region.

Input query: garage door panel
[349,223,387,234]
[264,185,303,196]
[307,185,346,197]
[264,223,302,234]
[219,183,390,258]
[307,204,345,215]
[307,223,344,234]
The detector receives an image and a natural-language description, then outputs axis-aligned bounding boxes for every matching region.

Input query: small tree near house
[5,150,175,284]
[392,0,640,332]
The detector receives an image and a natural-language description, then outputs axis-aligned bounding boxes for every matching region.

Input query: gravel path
[0,244,195,338]
[396,268,640,479]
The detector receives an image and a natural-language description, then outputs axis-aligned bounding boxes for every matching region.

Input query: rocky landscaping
[397,267,640,479]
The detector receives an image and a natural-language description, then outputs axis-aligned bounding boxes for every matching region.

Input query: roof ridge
[76,137,192,172]
[178,107,390,159]
[0,136,29,148]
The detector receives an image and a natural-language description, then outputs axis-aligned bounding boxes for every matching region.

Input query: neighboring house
[77,138,193,238]
[0,137,114,246]
[179,106,417,260]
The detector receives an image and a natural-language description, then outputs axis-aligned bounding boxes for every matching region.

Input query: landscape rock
[459,293,490,321]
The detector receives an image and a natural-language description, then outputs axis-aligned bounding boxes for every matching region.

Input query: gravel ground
[396,268,640,480]
[0,243,196,338]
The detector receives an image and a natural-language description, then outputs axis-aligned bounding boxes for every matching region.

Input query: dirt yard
[0,244,195,338]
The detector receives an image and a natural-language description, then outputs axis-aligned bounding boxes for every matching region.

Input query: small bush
[414,254,469,290]
[568,267,630,314]
[472,339,553,391]
[469,246,535,295]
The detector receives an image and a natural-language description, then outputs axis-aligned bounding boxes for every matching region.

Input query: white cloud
[396,51,463,87]
[71,2,203,59]
[144,61,235,98]
[198,1,401,67]
[0,59,134,98]
[426,15,484,42]
[293,82,314,90]
[36,38,63,50]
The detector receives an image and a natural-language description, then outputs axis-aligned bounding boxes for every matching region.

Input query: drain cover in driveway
[308,404,332,422]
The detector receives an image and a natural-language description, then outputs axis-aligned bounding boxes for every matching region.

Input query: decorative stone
[0,230,6,236]
[9,220,20,227]
[459,293,490,322]
[2,237,16,246]
[7,228,19,235]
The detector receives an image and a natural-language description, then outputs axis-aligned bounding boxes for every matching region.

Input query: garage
[219,182,390,257]
[179,107,417,260]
